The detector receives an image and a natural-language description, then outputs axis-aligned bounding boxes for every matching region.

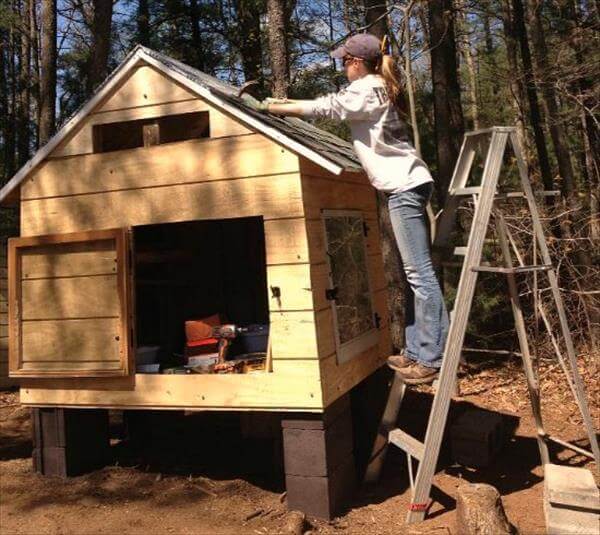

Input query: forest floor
[1,354,598,535]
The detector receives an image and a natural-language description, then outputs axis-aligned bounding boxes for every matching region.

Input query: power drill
[211,324,248,363]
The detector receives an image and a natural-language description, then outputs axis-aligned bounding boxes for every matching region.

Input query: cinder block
[281,394,356,519]
[285,457,356,520]
[544,464,600,535]
[282,410,353,477]
[450,409,504,467]
[32,408,110,477]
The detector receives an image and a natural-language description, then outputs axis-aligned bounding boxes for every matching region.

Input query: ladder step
[471,264,553,274]
[451,186,482,196]
[464,126,516,137]
[454,247,468,256]
[388,429,425,461]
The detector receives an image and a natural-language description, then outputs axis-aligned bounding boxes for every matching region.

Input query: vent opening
[93,111,210,153]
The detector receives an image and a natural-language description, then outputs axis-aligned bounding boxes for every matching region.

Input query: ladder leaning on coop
[364,126,600,525]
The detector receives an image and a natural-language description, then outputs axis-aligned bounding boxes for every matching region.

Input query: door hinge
[363,221,369,237]
[374,312,381,328]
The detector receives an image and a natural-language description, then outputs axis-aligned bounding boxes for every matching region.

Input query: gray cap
[330,33,382,60]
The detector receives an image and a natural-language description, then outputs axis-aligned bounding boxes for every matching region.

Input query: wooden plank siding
[9,230,133,378]
[13,62,389,409]
[98,64,197,112]
[50,65,250,158]
[0,246,12,388]
[52,101,251,159]
[22,134,299,202]
[299,169,391,408]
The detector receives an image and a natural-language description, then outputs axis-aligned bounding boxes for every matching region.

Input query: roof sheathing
[0,45,361,206]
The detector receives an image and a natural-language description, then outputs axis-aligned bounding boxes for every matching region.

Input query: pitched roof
[0,45,361,206]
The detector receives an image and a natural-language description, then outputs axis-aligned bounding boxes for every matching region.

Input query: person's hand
[264,97,289,104]
[240,93,269,112]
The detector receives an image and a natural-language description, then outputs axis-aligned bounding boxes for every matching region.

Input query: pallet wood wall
[15,63,391,410]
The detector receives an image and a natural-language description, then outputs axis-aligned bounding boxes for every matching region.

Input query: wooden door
[8,229,133,377]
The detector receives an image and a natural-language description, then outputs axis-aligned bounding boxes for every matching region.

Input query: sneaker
[387,353,414,371]
[396,362,440,385]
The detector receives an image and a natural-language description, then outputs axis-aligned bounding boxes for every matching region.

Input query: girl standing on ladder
[253,33,449,384]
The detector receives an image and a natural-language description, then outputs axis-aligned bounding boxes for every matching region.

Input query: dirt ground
[1,356,598,535]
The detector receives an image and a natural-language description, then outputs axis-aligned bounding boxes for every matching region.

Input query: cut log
[456,483,513,535]
[282,510,306,535]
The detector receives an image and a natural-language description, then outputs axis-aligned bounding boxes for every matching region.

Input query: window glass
[324,214,375,345]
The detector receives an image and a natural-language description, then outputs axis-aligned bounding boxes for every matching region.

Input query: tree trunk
[526,0,593,268]
[457,0,479,130]
[401,4,420,156]
[137,0,150,47]
[29,0,39,150]
[363,0,407,352]
[500,0,530,170]
[235,0,263,85]
[189,0,206,71]
[481,0,501,98]
[87,0,113,95]
[4,8,17,180]
[266,0,289,98]
[0,28,9,182]
[17,0,32,167]
[363,0,388,37]
[456,483,512,535]
[428,0,465,204]
[527,0,575,196]
[511,0,554,192]
[581,109,599,241]
[39,0,56,145]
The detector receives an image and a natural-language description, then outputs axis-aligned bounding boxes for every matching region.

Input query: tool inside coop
[132,216,270,374]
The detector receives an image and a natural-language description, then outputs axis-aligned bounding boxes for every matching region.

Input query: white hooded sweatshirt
[300,74,434,194]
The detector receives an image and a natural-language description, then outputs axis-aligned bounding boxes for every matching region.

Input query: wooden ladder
[364,126,600,524]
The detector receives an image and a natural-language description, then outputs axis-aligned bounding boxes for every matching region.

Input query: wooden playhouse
[0,46,392,518]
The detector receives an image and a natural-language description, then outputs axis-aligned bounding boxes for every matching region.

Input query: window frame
[321,209,379,365]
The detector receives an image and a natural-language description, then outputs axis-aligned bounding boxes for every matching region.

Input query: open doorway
[132,217,269,374]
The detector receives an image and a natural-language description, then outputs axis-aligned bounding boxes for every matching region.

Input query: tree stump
[456,483,513,535]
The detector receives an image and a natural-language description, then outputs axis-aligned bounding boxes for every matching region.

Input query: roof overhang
[0,47,348,207]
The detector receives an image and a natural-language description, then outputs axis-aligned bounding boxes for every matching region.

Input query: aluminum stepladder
[364,126,600,524]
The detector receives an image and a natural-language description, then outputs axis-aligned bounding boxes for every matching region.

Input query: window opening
[322,210,379,364]
[93,111,210,153]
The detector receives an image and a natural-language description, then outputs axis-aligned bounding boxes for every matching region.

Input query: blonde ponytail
[364,36,409,118]
[379,54,405,112]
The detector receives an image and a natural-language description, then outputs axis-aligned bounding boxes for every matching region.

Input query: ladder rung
[450,190,561,201]
[388,429,425,461]
[451,186,482,196]
[495,190,560,200]
[471,264,553,274]
[453,247,467,256]
[464,126,516,137]
[543,434,595,460]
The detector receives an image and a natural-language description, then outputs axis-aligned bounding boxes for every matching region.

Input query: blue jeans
[388,182,449,368]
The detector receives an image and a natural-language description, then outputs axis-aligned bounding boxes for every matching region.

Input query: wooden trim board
[19,373,324,411]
